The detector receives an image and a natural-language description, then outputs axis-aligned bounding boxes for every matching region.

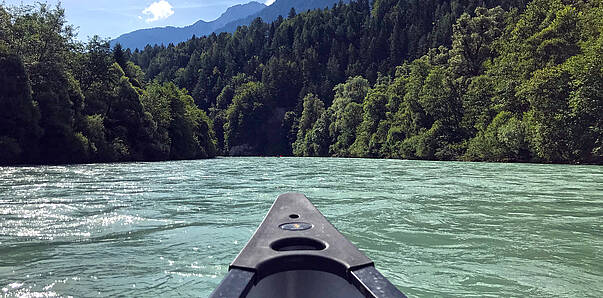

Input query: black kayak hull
[210,193,406,298]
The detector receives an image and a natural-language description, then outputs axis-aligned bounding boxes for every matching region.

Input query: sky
[3,0,275,41]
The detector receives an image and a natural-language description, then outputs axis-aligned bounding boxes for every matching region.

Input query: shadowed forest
[1,0,601,165]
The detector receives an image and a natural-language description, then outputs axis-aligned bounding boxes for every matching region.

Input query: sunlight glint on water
[0,157,602,297]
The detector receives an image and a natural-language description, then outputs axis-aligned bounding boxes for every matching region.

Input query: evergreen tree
[1,0,600,164]
[0,50,41,164]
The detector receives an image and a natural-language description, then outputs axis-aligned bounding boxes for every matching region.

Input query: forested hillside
[1,0,601,165]
[131,0,601,164]
[132,0,527,155]
[0,5,216,165]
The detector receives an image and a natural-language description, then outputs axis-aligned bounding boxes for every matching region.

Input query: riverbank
[4,153,601,168]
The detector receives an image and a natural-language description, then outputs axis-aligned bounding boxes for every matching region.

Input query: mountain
[214,0,350,33]
[112,0,350,50]
[111,1,266,50]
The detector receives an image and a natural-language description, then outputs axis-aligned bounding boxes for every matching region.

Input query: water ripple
[0,157,601,297]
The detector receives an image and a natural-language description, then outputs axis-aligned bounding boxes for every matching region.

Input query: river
[0,157,601,297]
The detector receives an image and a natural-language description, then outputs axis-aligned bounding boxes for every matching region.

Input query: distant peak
[221,1,267,17]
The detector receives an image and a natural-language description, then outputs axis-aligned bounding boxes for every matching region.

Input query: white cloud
[265,0,275,5]
[142,0,174,23]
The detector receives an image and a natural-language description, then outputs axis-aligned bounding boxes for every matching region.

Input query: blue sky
[3,0,274,41]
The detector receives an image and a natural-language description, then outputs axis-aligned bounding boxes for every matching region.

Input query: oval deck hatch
[279,222,313,231]
[270,237,326,251]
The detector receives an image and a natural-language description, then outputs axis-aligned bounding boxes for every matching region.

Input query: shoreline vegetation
[0,4,217,166]
[2,155,599,168]
[1,0,601,166]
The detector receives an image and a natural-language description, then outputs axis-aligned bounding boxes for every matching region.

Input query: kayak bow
[210,192,406,298]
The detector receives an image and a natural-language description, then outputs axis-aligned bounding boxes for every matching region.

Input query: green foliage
[2,3,76,67]
[141,82,174,159]
[30,61,84,163]
[293,93,326,156]
[224,81,269,155]
[293,0,599,164]
[0,3,217,165]
[461,75,496,133]
[449,7,505,80]
[519,65,572,162]
[131,0,525,158]
[0,49,41,164]
[350,78,389,157]
[2,0,601,164]
[113,43,127,70]
[465,111,528,161]
[83,114,108,160]
[163,82,217,159]
[479,0,603,163]
[328,76,369,157]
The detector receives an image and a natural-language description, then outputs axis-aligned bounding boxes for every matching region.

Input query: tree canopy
[0,4,216,165]
[2,0,601,165]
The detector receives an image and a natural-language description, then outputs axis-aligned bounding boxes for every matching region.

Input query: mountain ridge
[214,0,350,33]
[111,0,350,50]
[111,1,266,50]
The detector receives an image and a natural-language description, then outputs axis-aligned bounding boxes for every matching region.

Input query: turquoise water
[0,157,602,297]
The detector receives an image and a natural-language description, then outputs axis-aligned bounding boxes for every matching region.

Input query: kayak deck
[210,193,406,297]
